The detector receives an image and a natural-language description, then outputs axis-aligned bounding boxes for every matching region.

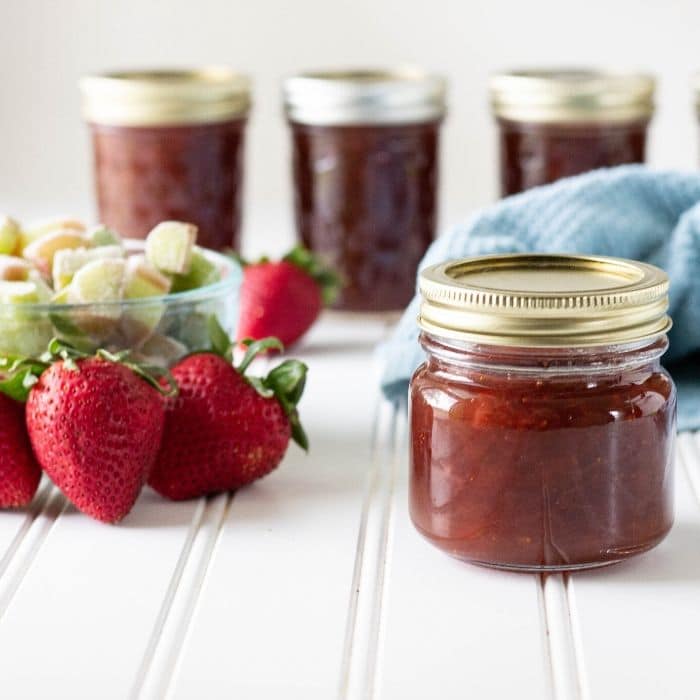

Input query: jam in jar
[80,68,251,251]
[410,254,676,572]
[284,70,446,312]
[490,70,654,196]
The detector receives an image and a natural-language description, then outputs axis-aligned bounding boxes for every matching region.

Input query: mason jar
[80,68,251,251]
[410,254,676,572]
[284,69,446,312]
[489,70,655,196]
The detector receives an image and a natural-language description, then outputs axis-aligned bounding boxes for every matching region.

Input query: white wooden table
[0,314,697,700]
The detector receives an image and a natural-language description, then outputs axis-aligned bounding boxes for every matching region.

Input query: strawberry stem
[207,316,285,369]
[237,337,284,373]
[96,349,178,397]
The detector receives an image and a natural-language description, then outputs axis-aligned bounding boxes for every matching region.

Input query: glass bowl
[0,241,241,367]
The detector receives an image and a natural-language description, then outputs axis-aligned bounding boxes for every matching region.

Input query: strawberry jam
[81,69,251,251]
[290,122,440,311]
[497,118,648,196]
[284,70,446,312]
[88,120,246,250]
[410,336,676,571]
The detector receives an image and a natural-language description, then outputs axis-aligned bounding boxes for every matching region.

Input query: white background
[1,0,699,254]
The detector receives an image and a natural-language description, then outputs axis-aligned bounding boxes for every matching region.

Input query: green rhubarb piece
[20,218,86,254]
[0,280,53,353]
[0,316,53,357]
[0,280,46,305]
[170,247,221,292]
[26,272,52,302]
[0,216,20,255]
[67,258,125,304]
[124,256,171,299]
[121,256,172,344]
[52,245,124,290]
[23,229,89,276]
[145,221,197,275]
[87,224,122,248]
[64,258,126,339]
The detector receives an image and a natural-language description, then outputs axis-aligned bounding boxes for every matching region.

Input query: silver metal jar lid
[283,68,447,126]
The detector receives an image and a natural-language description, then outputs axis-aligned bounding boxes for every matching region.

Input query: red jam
[497,118,648,196]
[410,336,675,571]
[88,120,246,251]
[290,121,440,311]
[81,69,250,251]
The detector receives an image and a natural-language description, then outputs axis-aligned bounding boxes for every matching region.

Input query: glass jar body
[88,119,246,251]
[497,118,648,196]
[409,334,676,572]
[289,121,440,312]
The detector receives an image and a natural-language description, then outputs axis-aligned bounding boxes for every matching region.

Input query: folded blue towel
[380,165,700,431]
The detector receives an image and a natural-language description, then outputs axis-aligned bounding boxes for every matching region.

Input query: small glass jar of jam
[80,68,251,250]
[410,254,676,572]
[490,70,655,196]
[283,69,446,312]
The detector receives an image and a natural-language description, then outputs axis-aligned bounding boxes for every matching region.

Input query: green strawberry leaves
[237,336,309,450]
[263,360,309,450]
[0,355,48,402]
[228,245,341,307]
[0,338,177,403]
[208,314,234,363]
[282,246,341,306]
[207,316,309,450]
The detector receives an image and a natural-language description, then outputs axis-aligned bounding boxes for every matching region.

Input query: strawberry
[236,246,339,348]
[0,341,172,523]
[0,393,41,507]
[149,320,308,500]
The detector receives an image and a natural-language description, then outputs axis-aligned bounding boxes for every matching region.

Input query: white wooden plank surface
[0,315,696,699]
[0,481,51,564]
[0,489,201,699]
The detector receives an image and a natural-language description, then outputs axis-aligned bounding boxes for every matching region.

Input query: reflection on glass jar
[80,68,251,251]
[284,70,446,312]
[490,70,654,196]
[410,254,675,572]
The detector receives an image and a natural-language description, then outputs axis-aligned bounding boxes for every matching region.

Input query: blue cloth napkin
[380,165,700,431]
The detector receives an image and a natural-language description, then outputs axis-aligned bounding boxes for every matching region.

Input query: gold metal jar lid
[419,254,671,347]
[80,67,251,126]
[283,68,447,125]
[490,69,655,124]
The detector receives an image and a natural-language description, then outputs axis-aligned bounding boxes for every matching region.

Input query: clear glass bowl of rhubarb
[0,217,241,367]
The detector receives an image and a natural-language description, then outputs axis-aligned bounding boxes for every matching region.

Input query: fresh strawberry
[0,393,41,507]
[149,320,308,500]
[0,340,172,523]
[236,246,339,348]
